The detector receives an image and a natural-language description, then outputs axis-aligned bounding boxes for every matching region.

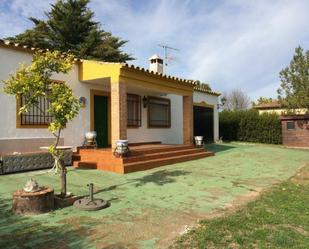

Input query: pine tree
[7,0,133,62]
[278,46,309,111]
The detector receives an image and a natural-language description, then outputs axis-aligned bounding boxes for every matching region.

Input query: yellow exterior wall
[258,108,308,115]
[79,60,194,96]
[79,60,121,83]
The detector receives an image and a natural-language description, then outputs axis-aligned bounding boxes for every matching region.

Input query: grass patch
[172,166,309,249]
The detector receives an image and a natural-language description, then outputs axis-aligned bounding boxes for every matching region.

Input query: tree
[2,51,80,197]
[252,97,274,107]
[278,46,309,112]
[194,80,212,91]
[6,0,133,62]
[221,88,250,111]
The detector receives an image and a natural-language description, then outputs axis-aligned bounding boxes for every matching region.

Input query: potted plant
[3,51,80,205]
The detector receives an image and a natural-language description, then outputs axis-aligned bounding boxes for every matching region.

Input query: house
[254,101,307,115]
[0,40,220,173]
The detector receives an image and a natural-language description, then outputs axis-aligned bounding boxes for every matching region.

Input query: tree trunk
[60,161,67,197]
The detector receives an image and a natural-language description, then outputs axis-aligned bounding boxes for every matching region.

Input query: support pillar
[183,95,193,145]
[111,81,127,149]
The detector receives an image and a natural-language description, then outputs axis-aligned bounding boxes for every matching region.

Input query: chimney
[149,54,163,74]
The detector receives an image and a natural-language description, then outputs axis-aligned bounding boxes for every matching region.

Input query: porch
[76,61,215,173]
[73,142,214,174]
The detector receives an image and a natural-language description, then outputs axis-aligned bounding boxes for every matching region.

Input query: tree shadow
[204,143,236,153]
[0,197,96,249]
[93,169,192,194]
[133,169,191,187]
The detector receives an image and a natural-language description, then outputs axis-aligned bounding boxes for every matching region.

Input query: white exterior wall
[0,47,184,153]
[127,94,183,144]
[0,47,108,153]
[193,91,219,141]
[0,46,219,153]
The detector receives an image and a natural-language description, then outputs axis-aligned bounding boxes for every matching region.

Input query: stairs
[73,144,214,174]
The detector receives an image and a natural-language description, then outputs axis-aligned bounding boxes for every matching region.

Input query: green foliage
[219,109,282,144]
[173,177,309,249]
[194,80,212,91]
[7,0,133,62]
[278,46,309,111]
[2,51,80,195]
[252,96,275,107]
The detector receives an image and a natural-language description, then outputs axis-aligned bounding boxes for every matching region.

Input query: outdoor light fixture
[79,96,87,107]
[142,96,148,108]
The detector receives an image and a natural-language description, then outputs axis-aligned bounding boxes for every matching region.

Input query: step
[123,151,214,173]
[123,148,206,163]
[129,145,195,155]
[75,161,98,169]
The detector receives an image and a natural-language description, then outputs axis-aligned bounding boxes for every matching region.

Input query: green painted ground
[0,143,308,249]
[172,165,309,249]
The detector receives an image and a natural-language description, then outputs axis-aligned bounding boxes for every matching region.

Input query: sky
[1,0,309,101]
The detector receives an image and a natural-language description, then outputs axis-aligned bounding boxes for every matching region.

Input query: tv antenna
[158,44,179,74]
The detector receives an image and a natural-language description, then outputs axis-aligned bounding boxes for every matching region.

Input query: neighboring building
[255,101,309,148]
[254,101,307,115]
[0,40,220,172]
[280,115,309,148]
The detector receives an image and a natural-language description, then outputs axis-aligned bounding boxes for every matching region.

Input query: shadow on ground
[133,169,191,186]
[205,143,236,153]
[94,169,191,194]
[0,197,93,249]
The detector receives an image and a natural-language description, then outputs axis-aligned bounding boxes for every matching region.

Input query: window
[18,83,54,127]
[127,94,141,127]
[148,96,171,128]
[287,121,295,130]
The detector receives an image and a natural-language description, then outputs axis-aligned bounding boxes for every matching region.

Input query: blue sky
[1,0,309,101]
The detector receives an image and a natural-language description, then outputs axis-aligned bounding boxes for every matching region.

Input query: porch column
[111,81,127,149]
[183,95,193,145]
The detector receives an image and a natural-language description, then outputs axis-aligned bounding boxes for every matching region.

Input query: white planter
[85,131,97,143]
[115,140,129,154]
[194,136,204,146]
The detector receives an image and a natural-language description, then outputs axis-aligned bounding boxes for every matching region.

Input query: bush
[219,109,282,144]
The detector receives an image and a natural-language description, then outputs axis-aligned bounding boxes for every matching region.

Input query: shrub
[219,109,282,144]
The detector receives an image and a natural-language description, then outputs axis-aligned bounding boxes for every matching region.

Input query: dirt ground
[0,143,308,249]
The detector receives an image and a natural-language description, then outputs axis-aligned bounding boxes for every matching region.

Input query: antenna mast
[158,44,179,74]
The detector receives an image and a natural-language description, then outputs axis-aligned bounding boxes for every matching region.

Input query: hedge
[219,109,282,144]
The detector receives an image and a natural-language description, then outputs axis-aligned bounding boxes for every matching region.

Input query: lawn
[0,143,308,248]
[172,164,309,249]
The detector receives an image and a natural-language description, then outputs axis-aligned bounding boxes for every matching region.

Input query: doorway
[193,105,214,142]
[93,95,109,148]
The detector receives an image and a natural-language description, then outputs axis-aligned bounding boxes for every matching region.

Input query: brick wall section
[183,95,193,145]
[281,115,309,148]
[111,81,127,149]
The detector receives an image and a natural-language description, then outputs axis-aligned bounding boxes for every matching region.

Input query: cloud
[1,0,309,100]
[0,0,52,37]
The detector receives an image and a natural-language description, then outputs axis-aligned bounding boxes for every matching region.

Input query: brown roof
[280,115,309,121]
[0,39,221,96]
[254,101,281,109]
[193,85,221,96]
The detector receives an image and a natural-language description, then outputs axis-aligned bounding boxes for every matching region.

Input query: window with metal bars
[127,94,141,127]
[19,84,54,126]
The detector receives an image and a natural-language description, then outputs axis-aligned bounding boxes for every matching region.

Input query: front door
[94,95,108,148]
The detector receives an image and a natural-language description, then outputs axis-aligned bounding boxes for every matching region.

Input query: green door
[94,95,108,148]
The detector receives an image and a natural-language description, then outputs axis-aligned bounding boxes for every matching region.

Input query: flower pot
[194,136,204,147]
